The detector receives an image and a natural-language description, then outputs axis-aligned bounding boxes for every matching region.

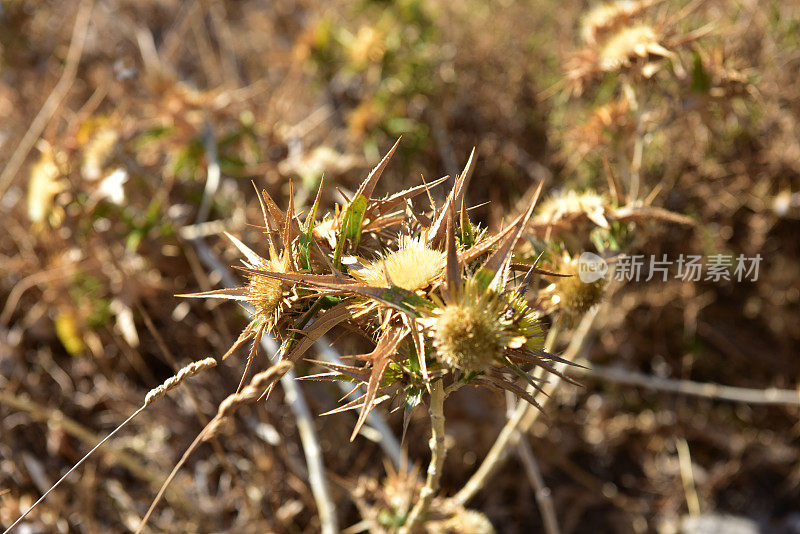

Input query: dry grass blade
[444,204,461,302]
[321,393,385,417]
[136,360,294,534]
[428,148,476,248]
[260,187,302,251]
[477,376,546,413]
[176,286,250,300]
[303,358,372,382]
[357,137,402,201]
[284,181,299,270]
[3,357,217,534]
[480,180,542,287]
[408,314,430,386]
[236,322,265,393]
[614,205,696,226]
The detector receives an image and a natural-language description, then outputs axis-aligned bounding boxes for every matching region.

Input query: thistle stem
[453,308,597,506]
[401,379,446,533]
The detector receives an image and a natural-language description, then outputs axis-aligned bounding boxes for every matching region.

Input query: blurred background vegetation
[1,0,799,532]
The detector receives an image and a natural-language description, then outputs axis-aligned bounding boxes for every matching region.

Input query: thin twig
[517,439,560,534]
[2,357,216,534]
[0,0,94,198]
[0,391,161,486]
[676,438,701,517]
[401,379,446,533]
[569,362,800,406]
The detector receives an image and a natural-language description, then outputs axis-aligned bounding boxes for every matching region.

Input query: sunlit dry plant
[154,142,574,532]
[564,0,712,95]
[567,96,633,157]
[257,147,567,442]
[531,184,694,245]
[8,141,584,534]
[542,251,607,316]
[350,461,496,534]
[27,140,67,226]
[580,0,660,46]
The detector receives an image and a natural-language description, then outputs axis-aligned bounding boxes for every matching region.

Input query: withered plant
[144,141,576,532]
[6,141,590,534]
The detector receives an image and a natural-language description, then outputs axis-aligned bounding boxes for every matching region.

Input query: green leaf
[691,51,712,95]
[300,186,322,271]
[332,139,400,268]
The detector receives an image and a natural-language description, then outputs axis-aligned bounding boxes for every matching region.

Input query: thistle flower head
[580,0,653,45]
[245,256,287,320]
[349,236,446,292]
[548,253,606,314]
[429,281,509,371]
[599,24,672,71]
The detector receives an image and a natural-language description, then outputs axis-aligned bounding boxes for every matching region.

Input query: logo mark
[578,252,608,283]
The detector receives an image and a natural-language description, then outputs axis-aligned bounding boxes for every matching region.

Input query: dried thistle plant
[564,0,713,95]
[8,141,603,534]
[134,141,579,532]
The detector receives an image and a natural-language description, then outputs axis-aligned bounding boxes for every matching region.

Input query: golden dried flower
[27,141,67,225]
[350,236,446,292]
[429,281,509,371]
[246,262,285,319]
[599,24,672,72]
[549,254,606,314]
[180,232,289,332]
[81,126,119,180]
[580,0,654,46]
